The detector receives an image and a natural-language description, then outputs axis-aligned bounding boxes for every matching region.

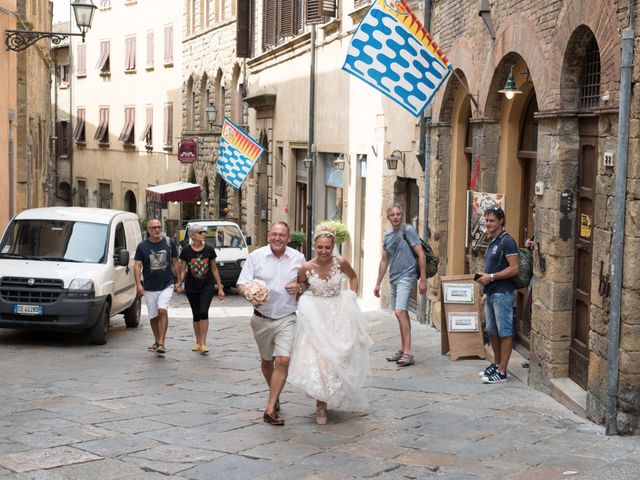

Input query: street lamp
[205,101,217,129]
[498,65,523,100]
[386,150,405,170]
[333,153,349,171]
[303,155,313,169]
[5,0,97,51]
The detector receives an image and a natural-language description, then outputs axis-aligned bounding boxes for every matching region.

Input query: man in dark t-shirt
[477,206,520,384]
[134,219,180,355]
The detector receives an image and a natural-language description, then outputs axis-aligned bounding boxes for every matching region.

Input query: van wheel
[123,296,141,328]
[90,303,110,345]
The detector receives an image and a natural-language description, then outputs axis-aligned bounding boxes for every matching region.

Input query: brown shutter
[55,122,64,156]
[125,36,136,70]
[77,44,86,75]
[236,0,252,58]
[164,103,173,147]
[263,0,276,48]
[279,0,294,38]
[164,24,173,64]
[147,30,154,67]
[306,0,334,24]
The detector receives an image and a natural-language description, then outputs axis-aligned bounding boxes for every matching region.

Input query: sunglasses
[148,225,162,229]
[197,231,207,234]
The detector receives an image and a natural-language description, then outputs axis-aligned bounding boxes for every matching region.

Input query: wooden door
[570,118,596,389]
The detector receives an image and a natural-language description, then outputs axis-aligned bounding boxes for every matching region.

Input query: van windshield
[200,225,246,249]
[0,220,109,263]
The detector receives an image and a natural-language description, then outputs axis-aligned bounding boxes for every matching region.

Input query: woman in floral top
[179,224,225,354]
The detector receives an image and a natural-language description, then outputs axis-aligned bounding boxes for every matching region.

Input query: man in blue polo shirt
[477,206,520,383]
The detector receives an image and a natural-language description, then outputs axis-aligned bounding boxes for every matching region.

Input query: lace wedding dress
[288,258,372,409]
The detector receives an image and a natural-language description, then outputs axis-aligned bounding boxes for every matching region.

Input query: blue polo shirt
[483,231,518,296]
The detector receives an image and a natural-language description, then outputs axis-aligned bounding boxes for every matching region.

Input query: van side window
[114,223,126,255]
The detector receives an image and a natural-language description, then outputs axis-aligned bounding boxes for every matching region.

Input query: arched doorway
[58,181,71,206]
[124,190,137,214]
[560,27,602,390]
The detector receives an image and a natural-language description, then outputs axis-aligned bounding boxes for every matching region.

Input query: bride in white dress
[288,225,372,425]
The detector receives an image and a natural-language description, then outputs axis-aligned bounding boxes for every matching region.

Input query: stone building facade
[427,0,640,432]
[181,0,246,226]
[11,0,54,214]
[0,0,17,232]
[71,0,182,226]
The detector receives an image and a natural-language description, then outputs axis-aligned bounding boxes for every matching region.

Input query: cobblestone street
[0,292,638,479]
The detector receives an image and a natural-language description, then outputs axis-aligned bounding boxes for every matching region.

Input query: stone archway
[124,190,137,214]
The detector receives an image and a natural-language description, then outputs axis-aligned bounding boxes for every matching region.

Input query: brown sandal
[396,353,415,367]
[386,350,404,362]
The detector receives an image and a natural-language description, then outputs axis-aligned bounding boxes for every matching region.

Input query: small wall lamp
[303,155,313,169]
[498,65,523,100]
[205,101,217,129]
[333,153,349,170]
[386,150,405,170]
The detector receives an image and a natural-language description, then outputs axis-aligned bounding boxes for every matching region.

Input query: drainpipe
[417,0,433,325]
[305,25,317,260]
[606,5,634,436]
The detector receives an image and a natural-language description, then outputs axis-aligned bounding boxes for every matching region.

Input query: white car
[184,219,251,289]
[0,207,143,344]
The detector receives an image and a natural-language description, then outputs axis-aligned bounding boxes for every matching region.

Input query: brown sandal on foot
[386,350,404,362]
[315,408,327,425]
[396,353,415,367]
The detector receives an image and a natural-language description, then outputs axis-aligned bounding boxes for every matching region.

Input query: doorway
[570,117,596,390]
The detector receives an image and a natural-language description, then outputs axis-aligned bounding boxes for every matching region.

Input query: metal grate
[0,277,64,304]
[580,38,600,110]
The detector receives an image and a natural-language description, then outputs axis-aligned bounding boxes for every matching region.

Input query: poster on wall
[466,191,505,251]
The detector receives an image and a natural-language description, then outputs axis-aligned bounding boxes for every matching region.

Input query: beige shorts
[250,312,296,361]
[144,285,174,319]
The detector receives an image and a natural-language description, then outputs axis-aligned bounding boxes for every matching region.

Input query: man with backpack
[374,204,427,367]
[477,206,520,383]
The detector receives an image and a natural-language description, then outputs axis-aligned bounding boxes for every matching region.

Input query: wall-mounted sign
[178,139,198,164]
[580,213,591,239]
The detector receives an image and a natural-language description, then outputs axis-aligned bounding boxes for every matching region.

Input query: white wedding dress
[288,258,372,409]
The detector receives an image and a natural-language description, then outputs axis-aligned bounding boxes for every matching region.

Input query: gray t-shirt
[383,224,420,284]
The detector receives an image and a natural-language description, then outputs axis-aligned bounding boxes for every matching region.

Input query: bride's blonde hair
[313,224,336,242]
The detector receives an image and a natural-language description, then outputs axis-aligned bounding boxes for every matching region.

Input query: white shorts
[250,312,296,361]
[144,285,174,319]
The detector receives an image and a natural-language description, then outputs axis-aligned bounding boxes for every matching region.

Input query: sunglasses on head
[485,206,504,217]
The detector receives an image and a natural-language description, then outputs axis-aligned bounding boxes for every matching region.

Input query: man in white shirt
[237,221,305,426]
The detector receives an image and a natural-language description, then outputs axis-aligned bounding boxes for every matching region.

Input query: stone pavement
[0,292,638,479]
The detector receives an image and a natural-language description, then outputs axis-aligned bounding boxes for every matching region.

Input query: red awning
[145,182,201,202]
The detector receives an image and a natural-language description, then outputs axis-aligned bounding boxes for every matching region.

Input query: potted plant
[317,220,348,245]
[289,231,306,250]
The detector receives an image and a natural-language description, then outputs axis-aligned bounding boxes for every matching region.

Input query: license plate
[13,304,43,315]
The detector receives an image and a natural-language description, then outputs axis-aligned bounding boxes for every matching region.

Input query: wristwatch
[489,273,495,282]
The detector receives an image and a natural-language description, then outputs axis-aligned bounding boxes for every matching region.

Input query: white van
[184,219,251,289]
[0,207,143,344]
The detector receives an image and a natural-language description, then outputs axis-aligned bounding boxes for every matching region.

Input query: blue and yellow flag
[216,118,265,189]
[343,0,452,117]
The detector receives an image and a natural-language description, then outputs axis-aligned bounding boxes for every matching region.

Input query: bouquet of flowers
[244,279,270,305]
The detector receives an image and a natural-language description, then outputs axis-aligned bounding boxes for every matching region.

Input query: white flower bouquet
[244,279,270,306]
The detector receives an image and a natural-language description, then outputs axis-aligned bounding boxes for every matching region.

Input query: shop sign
[178,139,198,164]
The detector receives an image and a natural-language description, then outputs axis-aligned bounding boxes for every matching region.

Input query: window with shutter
[119,107,135,144]
[279,0,294,38]
[146,30,154,69]
[125,36,136,71]
[73,108,86,143]
[262,0,276,49]
[306,0,335,24]
[77,44,86,76]
[140,106,153,146]
[164,24,174,66]
[164,103,173,149]
[94,107,109,145]
[96,40,110,75]
[236,0,253,58]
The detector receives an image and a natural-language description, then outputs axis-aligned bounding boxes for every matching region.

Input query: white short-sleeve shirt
[237,245,305,319]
